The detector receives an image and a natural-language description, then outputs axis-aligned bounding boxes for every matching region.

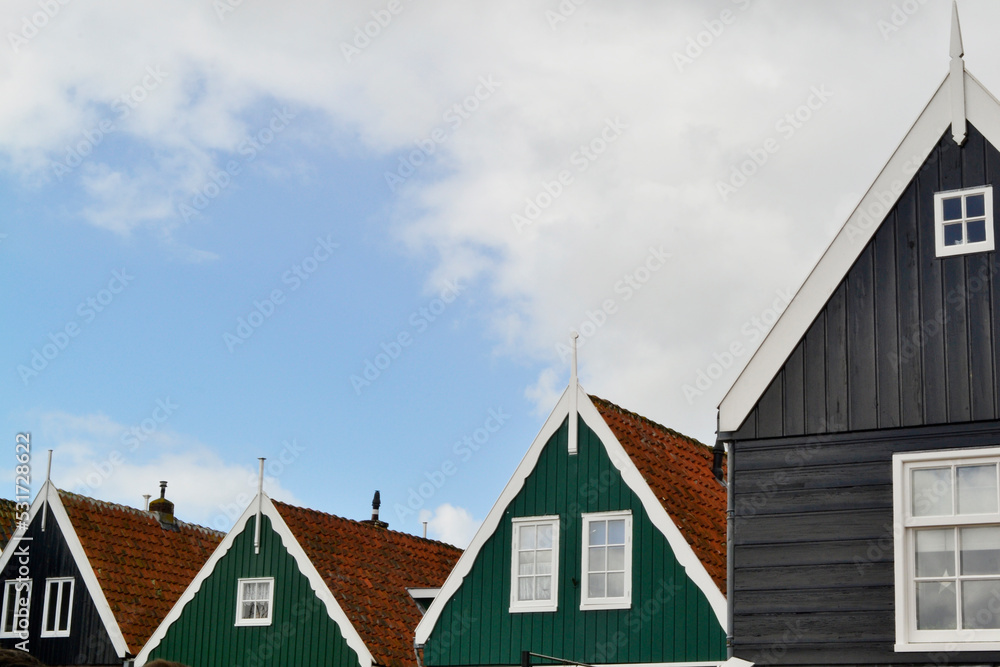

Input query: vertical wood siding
[735,124,1000,441]
[423,418,725,666]
[0,504,119,665]
[149,515,361,667]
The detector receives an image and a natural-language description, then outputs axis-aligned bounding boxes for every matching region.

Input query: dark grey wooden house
[718,4,1000,665]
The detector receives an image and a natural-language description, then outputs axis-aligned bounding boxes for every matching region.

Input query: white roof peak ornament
[568,331,579,455]
[950,0,967,145]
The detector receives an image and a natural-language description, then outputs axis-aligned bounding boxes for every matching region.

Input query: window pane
[3,586,15,633]
[961,526,1000,575]
[917,581,957,630]
[608,519,626,545]
[958,465,998,514]
[944,223,965,246]
[58,583,72,631]
[608,545,625,571]
[589,546,606,573]
[607,572,626,598]
[518,551,535,575]
[537,525,552,549]
[518,577,534,601]
[536,549,552,575]
[962,580,1000,629]
[916,529,955,577]
[520,525,535,550]
[45,586,57,631]
[943,197,963,221]
[589,573,605,598]
[967,219,988,244]
[912,468,953,516]
[589,521,606,546]
[967,194,986,218]
[535,576,551,601]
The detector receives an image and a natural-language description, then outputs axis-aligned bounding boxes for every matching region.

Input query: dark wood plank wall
[734,124,1000,442]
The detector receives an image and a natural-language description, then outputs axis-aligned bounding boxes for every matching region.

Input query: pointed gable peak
[950,0,964,60]
[949,0,968,145]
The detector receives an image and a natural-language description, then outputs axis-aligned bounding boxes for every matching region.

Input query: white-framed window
[934,186,995,257]
[40,577,74,637]
[894,447,1000,651]
[580,511,632,610]
[0,580,31,639]
[510,516,559,613]
[235,578,274,627]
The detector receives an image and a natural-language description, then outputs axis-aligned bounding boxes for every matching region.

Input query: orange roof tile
[273,502,462,667]
[59,491,224,652]
[0,499,21,552]
[591,396,727,593]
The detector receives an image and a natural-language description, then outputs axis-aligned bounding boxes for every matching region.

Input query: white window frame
[934,186,995,257]
[894,447,1000,651]
[235,577,274,627]
[580,510,632,610]
[40,577,74,638]
[0,580,31,639]
[509,516,559,613]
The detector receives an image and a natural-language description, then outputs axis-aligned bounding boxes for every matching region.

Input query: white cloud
[420,503,481,548]
[19,410,302,532]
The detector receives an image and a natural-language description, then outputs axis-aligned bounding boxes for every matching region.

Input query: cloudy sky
[2,0,996,547]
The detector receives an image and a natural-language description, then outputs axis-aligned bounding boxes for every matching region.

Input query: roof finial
[950,0,967,145]
[568,332,579,456]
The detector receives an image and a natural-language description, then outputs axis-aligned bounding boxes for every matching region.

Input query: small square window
[580,511,632,610]
[0,580,30,639]
[235,578,273,626]
[510,516,559,613]
[934,186,995,257]
[40,578,74,637]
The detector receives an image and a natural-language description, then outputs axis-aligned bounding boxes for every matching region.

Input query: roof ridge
[57,488,225,538]
[588,394,710,450]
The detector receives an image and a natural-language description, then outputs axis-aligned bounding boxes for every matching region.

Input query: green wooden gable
[140,506,369,667]
[417,387,726,666]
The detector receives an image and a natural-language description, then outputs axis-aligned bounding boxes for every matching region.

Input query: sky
[3,0,999,548]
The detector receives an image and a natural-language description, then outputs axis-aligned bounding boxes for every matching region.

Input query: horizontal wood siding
[734,124,1000,440]
[732,422,1000,665]
[0,504,119,664]
[423,417,725,666]
[149,515,360,667]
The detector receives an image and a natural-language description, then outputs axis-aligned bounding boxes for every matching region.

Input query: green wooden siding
[423,417,725,665]
[148,514,362,667]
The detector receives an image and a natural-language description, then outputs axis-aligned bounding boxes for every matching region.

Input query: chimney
[362,490,388,529]
[148,481,178,531]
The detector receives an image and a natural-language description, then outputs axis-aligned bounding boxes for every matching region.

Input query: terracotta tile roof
[273,501,462,667]
[58,490,224,652]
[0,499,20,552]
[590,396,727,593]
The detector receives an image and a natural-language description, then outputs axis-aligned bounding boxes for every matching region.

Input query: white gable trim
[0,482,130,656]
[415,385,726,645]
[136,495,375,667]
[719,69,1000,433]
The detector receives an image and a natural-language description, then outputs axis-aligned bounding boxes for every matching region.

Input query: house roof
[591,396,727,593]
[273,501,462,667]
[59,490,224,653]
[0,499,21,551]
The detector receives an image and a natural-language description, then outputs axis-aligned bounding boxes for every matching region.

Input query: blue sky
[4,0,1000,546]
